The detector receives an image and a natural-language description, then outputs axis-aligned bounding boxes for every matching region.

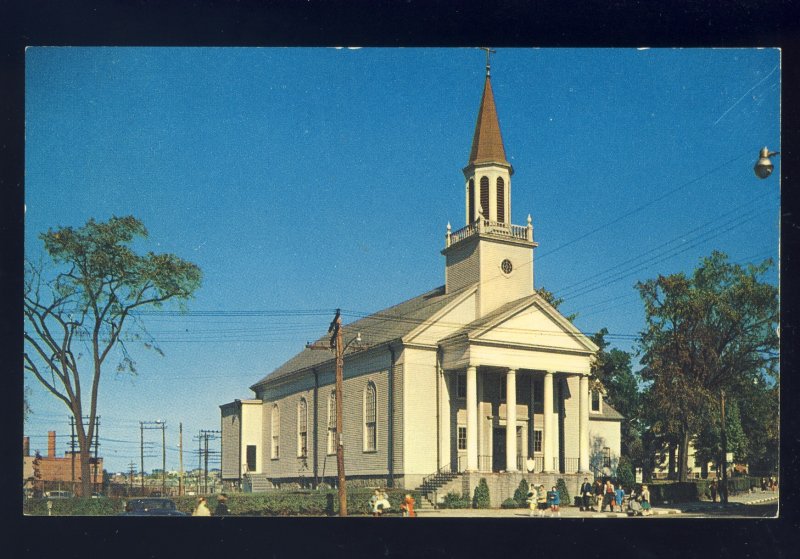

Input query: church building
[221,60,622,504]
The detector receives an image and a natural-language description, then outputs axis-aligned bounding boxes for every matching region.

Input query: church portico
[444,361,591,476]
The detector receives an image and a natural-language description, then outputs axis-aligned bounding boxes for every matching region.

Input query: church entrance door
[493,428,505,472]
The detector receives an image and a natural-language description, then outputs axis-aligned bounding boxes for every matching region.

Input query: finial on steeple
[479,47,496,77]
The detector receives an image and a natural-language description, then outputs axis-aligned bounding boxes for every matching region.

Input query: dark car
[120,498,187,516]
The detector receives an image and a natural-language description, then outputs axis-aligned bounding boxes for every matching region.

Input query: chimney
[48,431,56,458]
[23,436,30,457]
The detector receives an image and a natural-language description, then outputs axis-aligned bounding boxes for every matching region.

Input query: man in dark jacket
[580,478,593,511]
[213,493,230,516]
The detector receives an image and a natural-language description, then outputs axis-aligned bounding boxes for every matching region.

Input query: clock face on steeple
[501,259,513,274]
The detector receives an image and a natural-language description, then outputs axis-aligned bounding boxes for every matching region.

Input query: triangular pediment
[469,294,598,353]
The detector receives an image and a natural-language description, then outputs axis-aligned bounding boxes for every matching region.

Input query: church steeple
[443,54,537,317]
[462,58,513,227]
[467,74,510,169]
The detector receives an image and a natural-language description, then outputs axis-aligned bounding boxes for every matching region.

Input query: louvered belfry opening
[497,176,505,223]
[468,179,475,223]
[480,176,490,218]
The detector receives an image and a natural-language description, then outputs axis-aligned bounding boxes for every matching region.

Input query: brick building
[23,431,103,496]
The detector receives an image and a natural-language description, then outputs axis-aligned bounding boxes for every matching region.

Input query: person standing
[526,489,536,517]
[192,497,211,516]
[213,493,230,516]
[592,478,603,512]
[710,480,718,503]
[547,485,561,517]
[602,479,615,512]
[536,484,548,517]
[579,478,592,512]
[615,484,625,513]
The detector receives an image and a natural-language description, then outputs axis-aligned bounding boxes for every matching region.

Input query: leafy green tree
[636,251,777,486]
[616,456,635,490]
[24,216,201,497]
[536,286,577,322]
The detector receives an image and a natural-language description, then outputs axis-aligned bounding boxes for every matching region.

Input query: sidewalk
[670,490,778,513]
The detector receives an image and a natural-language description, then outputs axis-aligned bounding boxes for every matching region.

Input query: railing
[478,455,492,472]
[563,457,580,473]
[446,218,533,247]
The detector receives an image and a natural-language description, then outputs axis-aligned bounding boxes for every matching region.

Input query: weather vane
[479,47,496,76]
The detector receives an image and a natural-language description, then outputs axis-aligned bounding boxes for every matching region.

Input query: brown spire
[467,75,510,168]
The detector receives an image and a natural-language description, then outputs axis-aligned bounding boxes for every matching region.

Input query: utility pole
[720,389,729,504]
[128,461,136,495]
[140,422,145,495]
[306,309,370,516]
[196,430,221,494]
[141,420,166,495]
[93,416,100,495]
[69,416,75,494]
[179,422,184,496]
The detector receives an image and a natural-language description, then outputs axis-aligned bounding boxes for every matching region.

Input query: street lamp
[754,147,780,179]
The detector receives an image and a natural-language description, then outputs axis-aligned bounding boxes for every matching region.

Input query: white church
[220,61,622,505]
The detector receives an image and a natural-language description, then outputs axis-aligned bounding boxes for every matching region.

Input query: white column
[579,374,590,472]
[505,369,517,472]
[542,371,555,472]
[466,366,478,471]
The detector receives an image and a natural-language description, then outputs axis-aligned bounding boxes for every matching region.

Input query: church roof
[592,402,624,421]
[250,285,472,390]
[467,75,510,168]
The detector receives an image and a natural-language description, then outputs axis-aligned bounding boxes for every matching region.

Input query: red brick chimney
[48,431,56,458]
[23,436,30,457]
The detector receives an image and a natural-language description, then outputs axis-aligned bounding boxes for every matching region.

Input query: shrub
[616,457,635,490]
[472,478,490,509]
[513,479,530,508]
[501,498,518,509]
[555,478,570,507]
[440,491,470,509]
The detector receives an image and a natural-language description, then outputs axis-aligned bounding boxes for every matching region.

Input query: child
[400,494,415,517]
[640,485,652,516]
[547,485,561,517]
[615,485,625,513]
[536,484,548,517]
[526,489,536,517]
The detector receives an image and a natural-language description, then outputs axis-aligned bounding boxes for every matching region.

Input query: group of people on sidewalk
[369,489,416,517]
[525,484,562,517]
[577,477,652,515]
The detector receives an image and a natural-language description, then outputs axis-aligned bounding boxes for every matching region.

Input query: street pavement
[416,491,779,518]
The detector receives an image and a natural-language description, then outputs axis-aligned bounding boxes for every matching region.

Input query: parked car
[120,498,187,516]
[44,490,74,499]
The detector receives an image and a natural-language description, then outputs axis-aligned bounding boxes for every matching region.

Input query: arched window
[468,179,475,223]
[479,176,490,219]
[327,391,336,455]
[496,176,505,223]
[297,398,308,457]
[271,404,280,459]
[364,382,377,452]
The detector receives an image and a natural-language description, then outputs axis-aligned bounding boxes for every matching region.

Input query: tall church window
[364,382,377,451]
[496,176,505,222]
[479,176,489,219]
[591,390,601,412]
[271,404,280,459]
[327,391,336,455]
[468,179,475,223]
[456,373,467,399]
[533,430,543,453]
[297,398,308,458]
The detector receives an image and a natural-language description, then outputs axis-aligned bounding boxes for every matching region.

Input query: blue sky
[24,48,780,473]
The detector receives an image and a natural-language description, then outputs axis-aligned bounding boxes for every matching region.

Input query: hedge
[23,488,421,517]
[439,491,470,509]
